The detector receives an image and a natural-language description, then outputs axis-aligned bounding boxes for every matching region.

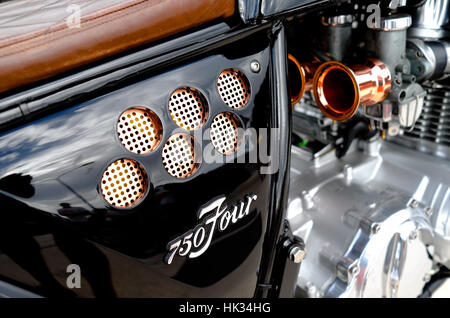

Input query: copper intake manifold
[287,54,320,106]
[312,59,391,121]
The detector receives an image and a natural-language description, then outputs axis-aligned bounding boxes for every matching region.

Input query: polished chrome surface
[238,0,321,22]
[289,139,450,297]
[321,14,353,27]
[287,4,450,297]
[260,0,319,17]
[370,14,412,31]
[389,0,407,9]
[445,42,450,73]
[289,245,307,264]
[237,0,260,22]
[410,0,450,39]
[250,60,261,73]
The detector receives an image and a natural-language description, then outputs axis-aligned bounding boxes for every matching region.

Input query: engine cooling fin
[404,83,450,147]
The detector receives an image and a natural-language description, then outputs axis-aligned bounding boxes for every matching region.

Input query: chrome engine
[289,138,450,297]
[288,0,450,298]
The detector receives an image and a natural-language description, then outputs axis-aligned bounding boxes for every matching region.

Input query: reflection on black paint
[0,174,116,298]
[0,31,274,297]
[0,173,35,198]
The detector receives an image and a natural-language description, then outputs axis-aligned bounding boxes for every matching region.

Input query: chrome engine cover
[288,138,450,297]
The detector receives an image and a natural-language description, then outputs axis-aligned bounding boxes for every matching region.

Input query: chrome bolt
[250,60,261,73]
[337,261,359,282]
[392,281,400,291]
[402,65,408,73]
[302,190,314,210]
[307,284,319,298]
[349,263,360,276]
[305,281,320,298]
[409,199,420,208]
[388,125,399,136]
[289,245,306,263]
[343,164,353,181]
[409,230,418,241]
[425,207,433,216]
[388,0,398,9]
[371,223,381,234]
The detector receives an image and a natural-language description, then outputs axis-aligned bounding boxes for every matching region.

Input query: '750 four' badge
[164,194,258,264]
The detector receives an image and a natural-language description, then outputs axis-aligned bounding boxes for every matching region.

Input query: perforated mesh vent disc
[117,108,162,154]
[100,159,148,208]
[162,133,199,178]
[169,87,208,131]
[217,69,251,109]
[210,112,242,155]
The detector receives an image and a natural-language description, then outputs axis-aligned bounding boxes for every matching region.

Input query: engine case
[288,138,450,297]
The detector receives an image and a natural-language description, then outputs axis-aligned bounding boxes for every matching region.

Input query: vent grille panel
[210,112,241,154]
[100,159,148,208]
[217,69,250,109]
[117,108,162,154]
[162,133,198,178]
[169,87,208,131]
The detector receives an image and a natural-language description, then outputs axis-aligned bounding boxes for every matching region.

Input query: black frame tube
[255,21,292,298]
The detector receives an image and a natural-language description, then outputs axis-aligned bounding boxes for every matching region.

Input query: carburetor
[364,13,427,135]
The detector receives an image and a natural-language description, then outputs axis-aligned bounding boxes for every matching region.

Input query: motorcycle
[0,0,448,298]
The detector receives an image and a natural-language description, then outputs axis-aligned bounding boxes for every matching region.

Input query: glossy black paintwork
[254,23,292,298]
[0,31,281,297]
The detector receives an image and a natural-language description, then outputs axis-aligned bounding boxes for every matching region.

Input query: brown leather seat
[0,0,235,94]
